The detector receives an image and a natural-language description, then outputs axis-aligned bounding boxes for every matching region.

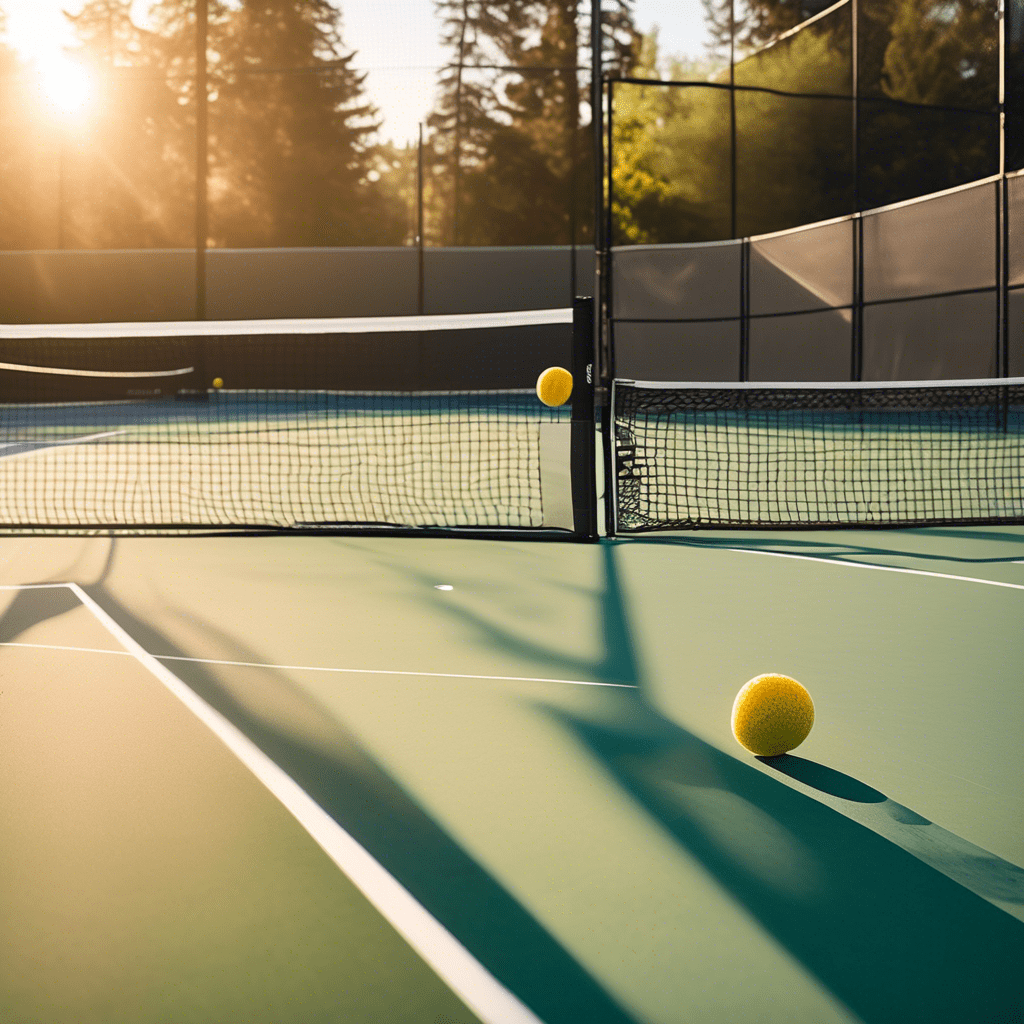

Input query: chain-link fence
[604,0,1024,382]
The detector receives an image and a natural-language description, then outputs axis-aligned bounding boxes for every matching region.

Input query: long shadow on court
[369,539,1024,1024]
[60,540,638,1024]
[551,700,1024,1024]
[0,584,80,641]
[563,544,1024,1024]
[761,754,1024,912]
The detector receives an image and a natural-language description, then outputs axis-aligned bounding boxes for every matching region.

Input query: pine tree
[64,0,407,247]
[199,0,401,246]
[62,0,196,248]
[0,21,42,250]
[428,0,639,245]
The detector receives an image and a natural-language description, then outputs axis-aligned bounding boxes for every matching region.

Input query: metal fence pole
[195,0,208,321]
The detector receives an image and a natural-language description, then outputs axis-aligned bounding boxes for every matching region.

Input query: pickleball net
[612,377,1024,531]
[0,309,575,533]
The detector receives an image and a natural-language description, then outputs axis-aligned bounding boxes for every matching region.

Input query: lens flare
[38,57,94,114]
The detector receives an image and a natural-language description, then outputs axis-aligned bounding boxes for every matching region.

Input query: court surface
[1,528,1022,1024]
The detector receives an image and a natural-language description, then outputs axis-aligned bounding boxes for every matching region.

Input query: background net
[0,309,573,532]
[613,378,1024,530]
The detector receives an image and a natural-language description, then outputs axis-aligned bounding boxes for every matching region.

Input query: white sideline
[3,581,546,1024]
[718,547,1024,591]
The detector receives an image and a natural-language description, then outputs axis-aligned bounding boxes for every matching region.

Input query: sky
[0,0,712,142]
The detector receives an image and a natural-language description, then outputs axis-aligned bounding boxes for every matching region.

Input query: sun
[37,56,94,115]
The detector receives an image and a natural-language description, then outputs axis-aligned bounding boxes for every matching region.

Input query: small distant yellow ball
[731,673,814,757]
[536,366,573,407]
[212,377,223,389]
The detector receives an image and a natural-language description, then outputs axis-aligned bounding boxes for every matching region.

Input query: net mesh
[0,311,572,533]
[613,379,1024,530]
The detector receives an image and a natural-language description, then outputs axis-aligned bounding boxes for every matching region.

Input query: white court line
[0,641,130,656]
[0,430,130,464]
[1,582,545,1024]
[0,430,127,448]
[156,655,637,689]
[0,639,634,689]
[721,547,1024,591]
[0,582,79,589]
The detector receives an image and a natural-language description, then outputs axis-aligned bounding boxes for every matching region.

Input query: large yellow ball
[731,673,814,757]
[536,366,573,407]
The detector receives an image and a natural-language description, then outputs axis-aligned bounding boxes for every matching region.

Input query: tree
[64,0,408,248]
[0,18,41,249]
[859,0,999,206]
[198,0,404,246]
[0,8,104,250]
[610,26,854,244]
[623,0,999,238]
[61,0,196,248]
[609,33,733,244]
[701,0,837,63]
[428,0,639,245]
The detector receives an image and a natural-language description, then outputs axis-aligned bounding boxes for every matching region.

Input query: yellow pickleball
[212,377,223,389]
[731,673,814,757]
[536,366,573,407]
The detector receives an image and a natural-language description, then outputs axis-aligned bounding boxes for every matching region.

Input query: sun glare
[37,56,94,115]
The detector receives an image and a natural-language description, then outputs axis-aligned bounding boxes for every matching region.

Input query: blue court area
[1,530,1021,1024]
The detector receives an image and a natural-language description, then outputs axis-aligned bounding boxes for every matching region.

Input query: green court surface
[1,529,1022,1024]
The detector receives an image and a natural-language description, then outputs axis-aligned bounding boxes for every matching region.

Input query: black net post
[571,296,599,539]
[852,214,864,380]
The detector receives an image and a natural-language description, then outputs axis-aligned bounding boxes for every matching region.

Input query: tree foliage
[701,0,837,62]
[0,23,42,248]
[859,0,999,206]
[613,0,1000,244]
[3,0,410,249]
[609,34,732,244]
[1,0,1004,253]
[56,0,195,247]
[193,0,406,246]
[428,0,639,245]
